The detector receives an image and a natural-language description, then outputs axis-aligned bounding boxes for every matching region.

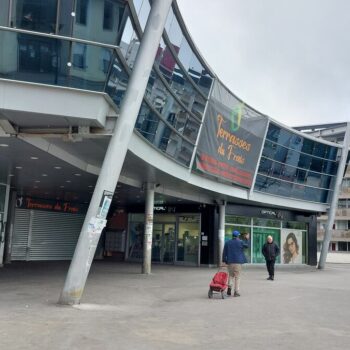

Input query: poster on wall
[194,80,268,189]
[281,229,303,264]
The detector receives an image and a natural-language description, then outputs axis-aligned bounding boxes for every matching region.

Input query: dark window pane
[258,158,273,176]
[323,160,338,175]
[298,154,312,170]
[310,157,323,172]
[266,123,280,143]
[76,0,88,25]
[103,1,114,30]
[313,142,326,158]
[12,0,57,33]
[296,169,306,183]
[301,138,315,154]
[326,146,338,160]
[320,175,331,189]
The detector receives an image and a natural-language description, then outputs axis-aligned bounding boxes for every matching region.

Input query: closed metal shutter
[12,209,85,261]
[30,211,85,260]
[12,209,31,260]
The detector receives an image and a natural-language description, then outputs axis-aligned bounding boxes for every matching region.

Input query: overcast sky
[176,0,350,127]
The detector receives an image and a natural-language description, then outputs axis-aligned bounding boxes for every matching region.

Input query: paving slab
[0,261,349,350]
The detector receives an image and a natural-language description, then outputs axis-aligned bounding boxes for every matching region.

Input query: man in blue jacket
[222,230,250,297]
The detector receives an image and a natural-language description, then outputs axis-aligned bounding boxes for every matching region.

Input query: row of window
[255,174,331,203]
[267,123,339,160]
[262,139,338,175]
[258,157,336,190]
[0,0,127,45]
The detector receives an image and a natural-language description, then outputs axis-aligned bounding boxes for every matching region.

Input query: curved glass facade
[0,0,341,204]
[255,123,339,203]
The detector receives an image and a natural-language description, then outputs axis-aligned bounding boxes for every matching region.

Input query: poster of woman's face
[281,229,302,264]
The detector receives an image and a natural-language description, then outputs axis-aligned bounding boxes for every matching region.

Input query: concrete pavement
[0,261,350,350]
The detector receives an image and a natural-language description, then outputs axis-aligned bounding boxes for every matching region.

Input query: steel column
[59,0,173,304]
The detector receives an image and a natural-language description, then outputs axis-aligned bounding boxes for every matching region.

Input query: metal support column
[218,201,226,265]
[59,0,172,305]
[318,122,350,269]
[142,183,155,274]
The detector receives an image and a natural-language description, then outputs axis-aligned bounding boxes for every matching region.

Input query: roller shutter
[11,209,31,260]
[12,209,85,261]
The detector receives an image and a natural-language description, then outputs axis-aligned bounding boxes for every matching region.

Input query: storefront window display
[252,227,280,263]
[224,224,251,263]
[225,214,308,264]
[128,213,200,265]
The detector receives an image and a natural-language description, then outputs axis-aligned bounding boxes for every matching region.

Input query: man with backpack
[222,230,250,297]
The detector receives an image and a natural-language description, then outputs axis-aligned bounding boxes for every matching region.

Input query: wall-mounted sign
[97,190,113,219]
[260,209,284,219]
[16,196,87,214]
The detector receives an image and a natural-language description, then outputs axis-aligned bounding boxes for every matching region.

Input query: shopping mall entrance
[127,213,201,266]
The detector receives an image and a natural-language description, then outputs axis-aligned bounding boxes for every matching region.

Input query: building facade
[295,123,350,253]
[0,0,346,275]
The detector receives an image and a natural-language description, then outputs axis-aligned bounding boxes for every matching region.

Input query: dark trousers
[266,259,275,277]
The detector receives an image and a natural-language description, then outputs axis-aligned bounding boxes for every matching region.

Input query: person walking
[262,235,280,281]
[222,230,250,297]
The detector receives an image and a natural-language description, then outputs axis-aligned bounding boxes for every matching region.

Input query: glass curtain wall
[225,215,307,264]
[127,0,214,167]
[255,123,340,203]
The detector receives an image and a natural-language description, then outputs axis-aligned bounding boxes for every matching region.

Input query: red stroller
[208,267,229,299]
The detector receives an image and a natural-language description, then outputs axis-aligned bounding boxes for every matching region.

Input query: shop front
[127,210,203,266]
[225,204,317,265]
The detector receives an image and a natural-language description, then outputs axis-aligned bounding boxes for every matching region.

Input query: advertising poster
[194,80,268,189]
[281,229,303,264]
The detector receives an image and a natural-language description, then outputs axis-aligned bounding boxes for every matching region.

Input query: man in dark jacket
[222,230,250,297]
[262,235,280,281]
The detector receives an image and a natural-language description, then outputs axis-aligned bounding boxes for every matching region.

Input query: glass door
[176,215,200,265]
[152,223,176,263]
[252,227,280,263]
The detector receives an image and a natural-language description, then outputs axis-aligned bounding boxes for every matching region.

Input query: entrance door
[152,223,175,263]
[176,215,200,265]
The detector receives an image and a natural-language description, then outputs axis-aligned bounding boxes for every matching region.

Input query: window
[76,0,88,25]
[72,43,87,69]
[103,0,114,30]
[338,242,347,251]
[100,48,112,73]
[12,0,58,33]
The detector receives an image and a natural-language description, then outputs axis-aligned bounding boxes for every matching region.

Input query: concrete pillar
[142,183,155,274]
[218,201,226,266]
[318,122,350,269]
[59,0,173,305]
